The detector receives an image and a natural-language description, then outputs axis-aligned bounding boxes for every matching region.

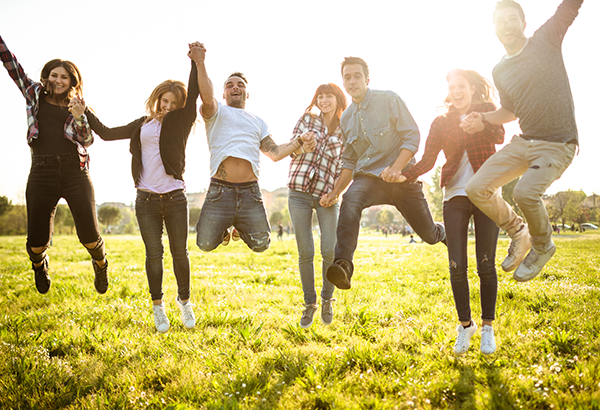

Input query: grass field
[1,230,599,409]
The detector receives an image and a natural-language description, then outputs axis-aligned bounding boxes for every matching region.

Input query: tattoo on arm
[215,162,227,180]
[260,136,280,155]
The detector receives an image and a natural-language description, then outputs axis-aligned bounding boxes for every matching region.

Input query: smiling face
[316,93,338,117]
[342,64,369,103]
[447,75,475,115]
[223,76,248,108]
[494,6,527,54]
[48,67,72,97]
[159,91,178,114]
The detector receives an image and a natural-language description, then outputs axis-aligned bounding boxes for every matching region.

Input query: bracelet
[300,146,305,154]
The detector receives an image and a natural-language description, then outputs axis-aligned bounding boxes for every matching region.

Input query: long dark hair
[40,59,83,105]
[304,83,347,133]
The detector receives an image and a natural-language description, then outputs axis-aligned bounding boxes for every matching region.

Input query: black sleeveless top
[31,96,78,156]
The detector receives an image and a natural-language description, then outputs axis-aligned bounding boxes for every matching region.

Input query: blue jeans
[135,189,190,301]
[335,175,445,274]
[288,190,338,304]
[196,179,270,252]
[443,196,498,322]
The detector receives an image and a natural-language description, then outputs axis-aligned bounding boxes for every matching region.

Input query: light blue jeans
[288,190,338,305]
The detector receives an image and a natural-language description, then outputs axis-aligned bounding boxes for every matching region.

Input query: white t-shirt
[204,102,270,178]
[137,119,186,193]
[443,151,474,202]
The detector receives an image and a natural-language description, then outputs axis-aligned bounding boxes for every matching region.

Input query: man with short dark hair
[321,57,445,290]
[189,42,315,253]
[461,0,584,282]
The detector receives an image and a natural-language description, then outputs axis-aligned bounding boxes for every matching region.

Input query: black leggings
[26,153,101,250]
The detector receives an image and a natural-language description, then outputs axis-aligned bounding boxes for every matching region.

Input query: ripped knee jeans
[196,178,271,253]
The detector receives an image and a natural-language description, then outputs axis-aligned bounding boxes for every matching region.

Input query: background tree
[269,210,283,227]
[189,208,202,230]
[502,177,523,218]
[0,196,12,217]
[376,209,394,226]
[429,166,443,221]
[53,204,75,234]
[0,205,27,235]
[563,190,587,226]
[97,206,122,233]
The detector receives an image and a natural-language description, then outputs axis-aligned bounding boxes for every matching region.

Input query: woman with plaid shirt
[287,83,347,328]
[0,35,109,295]
[399,69,505,355]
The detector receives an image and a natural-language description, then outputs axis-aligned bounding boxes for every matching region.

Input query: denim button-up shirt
[340,89,420,177]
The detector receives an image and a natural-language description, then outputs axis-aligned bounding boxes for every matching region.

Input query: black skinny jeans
[26,153,101,249]
[443,195,499,323]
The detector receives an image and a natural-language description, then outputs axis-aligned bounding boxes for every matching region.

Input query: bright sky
[1,0,598,206]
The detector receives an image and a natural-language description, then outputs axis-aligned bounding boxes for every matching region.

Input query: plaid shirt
[287,113,344,197]
[0,35,94,170]
[402,103,504,188]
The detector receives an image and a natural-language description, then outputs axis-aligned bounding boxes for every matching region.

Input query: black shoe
[92,259,109,294]
[33,255,51,294]
[326,260,353,290]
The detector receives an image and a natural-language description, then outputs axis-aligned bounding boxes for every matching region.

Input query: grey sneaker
[326,260,353,290]
[300,303,318,328]
[501,225,531,272]
[513,240,556,282]
[481,325,496,354]
[454,321,477,355]
[321,298,336,325]
[176,298,196,329]
[33,255,51,294]
[153,304,170,333]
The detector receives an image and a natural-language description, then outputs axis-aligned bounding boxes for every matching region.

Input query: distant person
[409,235,416,244]
[277,222,284,241]
[287,83,347,328]
[86,45,200,333]
[320,57,445,290]
[462,0,583,282]
[190,42,315,254]
[0,34,108,295]
[399,69,505,355]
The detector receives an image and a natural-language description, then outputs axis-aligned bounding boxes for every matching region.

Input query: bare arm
[320,168,353,207]
[260,132,316,162]
[461,107,516,134]
[188,42,217,119]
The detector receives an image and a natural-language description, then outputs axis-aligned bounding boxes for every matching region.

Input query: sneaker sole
[299,320,313,329]
[327,265,351,290]
[513,245,556,282]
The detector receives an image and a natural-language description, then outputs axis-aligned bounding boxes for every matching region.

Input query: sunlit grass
[1,231,599,409]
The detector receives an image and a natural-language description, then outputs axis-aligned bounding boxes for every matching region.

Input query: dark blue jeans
[443,195,498,322]
[26,153,101,248]
[135,189,190,301]
[335,175,445,272]
[196,179,270,252]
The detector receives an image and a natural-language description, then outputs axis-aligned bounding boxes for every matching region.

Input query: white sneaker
[176,298,196,329]
[502,225,531,272]
[454,321,477,355]
[513,240,556,282]
[481,325,496,354]
[300,304,318,328]
[153,304,170,333]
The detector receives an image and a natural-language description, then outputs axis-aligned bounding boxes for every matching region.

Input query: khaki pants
[466,136,576,253]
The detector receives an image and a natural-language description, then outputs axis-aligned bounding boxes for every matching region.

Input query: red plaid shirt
[287,113,344,197]
[402,103,504,188]
[0,35,93,169]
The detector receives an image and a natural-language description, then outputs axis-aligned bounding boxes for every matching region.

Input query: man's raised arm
[188,42,217,119]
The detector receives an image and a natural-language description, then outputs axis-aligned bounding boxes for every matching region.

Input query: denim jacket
[340,89,420,177]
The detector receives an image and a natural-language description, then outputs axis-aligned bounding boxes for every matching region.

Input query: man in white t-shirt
[188,42,315,252]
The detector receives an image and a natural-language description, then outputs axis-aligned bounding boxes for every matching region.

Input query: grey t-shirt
[492,0,583,144]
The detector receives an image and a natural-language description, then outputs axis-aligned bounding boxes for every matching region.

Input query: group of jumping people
[1,0,583,355]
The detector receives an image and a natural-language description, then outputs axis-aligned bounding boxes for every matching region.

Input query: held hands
[188,41,206,63]
[68,96,85,118]
[381,166,407,183]
[460,112,485,134]
[320,191,339,207]
[300,131,317,153]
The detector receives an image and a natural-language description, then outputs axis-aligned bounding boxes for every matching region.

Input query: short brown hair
[494,0,525,23]
[341,57,369,78]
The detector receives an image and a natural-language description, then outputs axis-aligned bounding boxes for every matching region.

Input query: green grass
[1,231,599,409]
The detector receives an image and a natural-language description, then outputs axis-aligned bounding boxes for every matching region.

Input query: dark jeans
[136,189,190,301]
[335,175,445,272]
[26,153,101,248]
[196,179,270,252]
[443,195,498,322]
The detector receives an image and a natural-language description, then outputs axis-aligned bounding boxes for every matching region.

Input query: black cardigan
[87,61,199,184]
